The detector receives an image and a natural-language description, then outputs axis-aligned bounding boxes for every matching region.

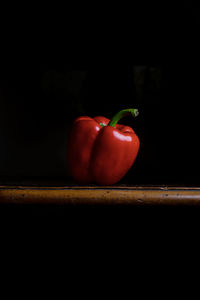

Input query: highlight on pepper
[67,108,140,185]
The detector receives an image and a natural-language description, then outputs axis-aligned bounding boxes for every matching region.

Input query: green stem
[108,108,139,127]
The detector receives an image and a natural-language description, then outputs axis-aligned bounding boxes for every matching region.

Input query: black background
[1,2,200,263]
[0,1,200,186]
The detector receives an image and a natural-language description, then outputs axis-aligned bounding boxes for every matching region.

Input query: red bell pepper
[67,108,140,185]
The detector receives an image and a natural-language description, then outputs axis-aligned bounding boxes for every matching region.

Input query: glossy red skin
[67,116,140,185]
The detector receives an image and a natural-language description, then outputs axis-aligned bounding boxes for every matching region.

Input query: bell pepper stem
[108,108,139,127]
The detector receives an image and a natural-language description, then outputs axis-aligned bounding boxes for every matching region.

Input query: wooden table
[1,184,200,205]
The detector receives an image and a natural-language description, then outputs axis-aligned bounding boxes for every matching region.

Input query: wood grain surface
[1,185,200,205]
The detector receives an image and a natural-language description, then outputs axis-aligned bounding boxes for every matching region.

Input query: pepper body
[67,112,140,185]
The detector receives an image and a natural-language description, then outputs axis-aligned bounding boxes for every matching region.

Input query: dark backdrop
[0,1,200,185]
